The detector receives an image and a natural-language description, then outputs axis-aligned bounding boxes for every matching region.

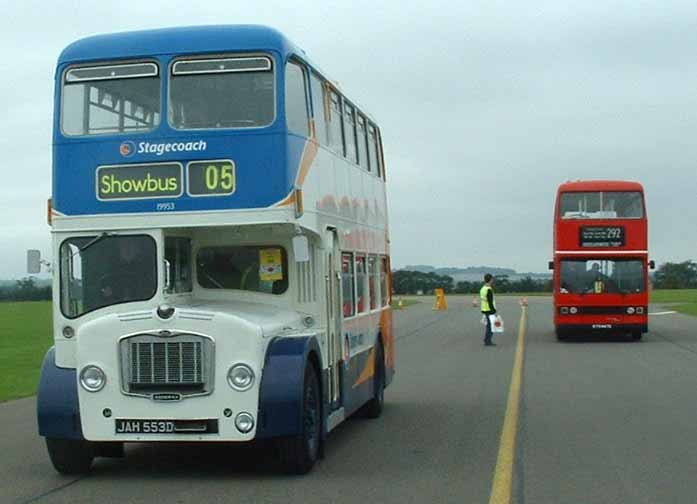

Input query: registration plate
[115,419,175,434]
[115,418,218,435]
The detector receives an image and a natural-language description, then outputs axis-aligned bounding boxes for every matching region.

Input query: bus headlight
[80,365,106,392]
[569,307,578,315]
[560,307,569,314]
[235,412,255,433]
[636,307,645,314]
[227,364,255,391]
[626,307,636,315]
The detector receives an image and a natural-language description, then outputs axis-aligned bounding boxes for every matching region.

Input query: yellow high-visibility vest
[480,285,496,312]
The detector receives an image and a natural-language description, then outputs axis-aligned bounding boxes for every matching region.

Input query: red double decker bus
[551,180,654,340]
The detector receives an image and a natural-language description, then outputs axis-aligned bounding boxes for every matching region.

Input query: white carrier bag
[489,314,504,333]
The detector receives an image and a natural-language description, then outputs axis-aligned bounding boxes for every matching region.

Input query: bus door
[325,230,343,410]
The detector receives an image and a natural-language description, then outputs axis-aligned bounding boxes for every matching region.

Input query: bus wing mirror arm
[548,261,554,271]
[164,259,172,292]
[649,260,655,270]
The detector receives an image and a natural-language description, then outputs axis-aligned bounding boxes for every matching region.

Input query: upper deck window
[309,73,328,145]
[285,61,310,137]
[169,55,275,130]
[560,191,644,220]
[343,102,358,164]
[328,91,344,155]
[62,62,161,136]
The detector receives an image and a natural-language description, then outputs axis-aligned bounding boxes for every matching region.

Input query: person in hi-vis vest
[480,274,497,346]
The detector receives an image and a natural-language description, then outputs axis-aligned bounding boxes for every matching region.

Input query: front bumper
[556,323,648,336]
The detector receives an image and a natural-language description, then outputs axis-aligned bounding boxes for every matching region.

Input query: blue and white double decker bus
[32,25,394,475]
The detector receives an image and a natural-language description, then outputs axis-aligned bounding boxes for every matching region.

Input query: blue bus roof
[58,25,304,65]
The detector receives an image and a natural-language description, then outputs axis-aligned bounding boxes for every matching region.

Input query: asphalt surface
[1,296,696,503]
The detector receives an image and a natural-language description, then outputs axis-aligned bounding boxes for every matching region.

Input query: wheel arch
[37,347,84,440]
[256,335,324,439]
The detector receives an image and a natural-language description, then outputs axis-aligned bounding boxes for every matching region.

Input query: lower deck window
[560,259,645,294]
[342,253,355,317]
[197,245,288,294]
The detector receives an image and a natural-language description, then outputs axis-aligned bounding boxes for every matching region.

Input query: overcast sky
[1,1,695,277]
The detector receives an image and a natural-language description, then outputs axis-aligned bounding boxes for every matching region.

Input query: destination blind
[97,160,237,200]
[580,226,625,247]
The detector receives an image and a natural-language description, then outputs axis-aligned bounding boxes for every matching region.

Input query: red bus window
[380,257,390,307]
[368,255,378,310]
[341,253,355,318]
[356,255,367,313]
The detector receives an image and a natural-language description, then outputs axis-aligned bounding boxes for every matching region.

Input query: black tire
[631,331,643,341]
[363,343,385,419]
[46,438,94,474]
[275,364,321,474]
[556,329,567,341]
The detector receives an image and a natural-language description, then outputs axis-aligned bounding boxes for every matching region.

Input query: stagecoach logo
[120,141,136,157]
[119,140,208,157]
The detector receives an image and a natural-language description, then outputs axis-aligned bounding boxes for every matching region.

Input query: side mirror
[548,261,554,271]
[292,234,310,262]
[27,250,41,274]
[649,260,656,270]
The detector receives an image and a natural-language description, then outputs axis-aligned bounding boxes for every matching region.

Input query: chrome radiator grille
[130,341,203,385]
[121,334,213,397]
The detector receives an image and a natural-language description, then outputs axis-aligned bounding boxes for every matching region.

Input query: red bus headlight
[560,307,569,314]
[626,307,635,315]
[569,307,578,315]
[636,307,645,314]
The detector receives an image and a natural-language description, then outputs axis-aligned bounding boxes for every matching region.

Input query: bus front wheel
[275,364,321,474]
[631,331,643,341]
[46,438,94,474]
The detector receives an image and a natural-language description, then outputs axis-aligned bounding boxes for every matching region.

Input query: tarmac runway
[1,296,696,503]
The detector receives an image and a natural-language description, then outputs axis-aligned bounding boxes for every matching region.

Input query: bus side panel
[37,347,84,440]
[381,307,395,386]
[343,311,392,417]
[256,336,325,439]
[343,349,373,417]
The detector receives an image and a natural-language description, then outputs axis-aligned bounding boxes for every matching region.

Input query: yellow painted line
[488,305,528,504]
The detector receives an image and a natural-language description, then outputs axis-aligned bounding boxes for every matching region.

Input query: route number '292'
[607,227,621,239]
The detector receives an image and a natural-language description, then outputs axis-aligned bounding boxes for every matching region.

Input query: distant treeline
[652,261,697,289]
[394,261,697,295]
[0,261,693,302]
[392,270,551,295]
[0,277,51,302]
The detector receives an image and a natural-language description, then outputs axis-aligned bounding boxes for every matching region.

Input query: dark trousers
[483,313,493,344]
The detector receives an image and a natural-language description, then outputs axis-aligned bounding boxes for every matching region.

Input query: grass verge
[0,301,53,402]
[651,289,697,317]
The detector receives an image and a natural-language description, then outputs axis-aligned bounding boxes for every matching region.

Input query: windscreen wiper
[197,264,225,289]
[78,232,113,253]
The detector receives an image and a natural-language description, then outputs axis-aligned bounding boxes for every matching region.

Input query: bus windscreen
[559,259,645,294]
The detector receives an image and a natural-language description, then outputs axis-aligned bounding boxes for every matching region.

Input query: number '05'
[205,164,234,190]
